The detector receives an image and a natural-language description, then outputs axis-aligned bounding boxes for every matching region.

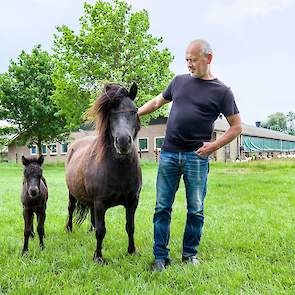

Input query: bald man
[138,39,242,271]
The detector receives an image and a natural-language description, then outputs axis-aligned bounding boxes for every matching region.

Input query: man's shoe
[182,255,200,265]
[151,258,171,272]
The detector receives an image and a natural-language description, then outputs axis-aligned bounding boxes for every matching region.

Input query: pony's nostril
[128,136,132,143]
[115,137,119,144]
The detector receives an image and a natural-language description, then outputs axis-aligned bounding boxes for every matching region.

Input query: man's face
[185,44,210,78]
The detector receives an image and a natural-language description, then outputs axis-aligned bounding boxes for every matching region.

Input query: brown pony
[65,82,141,264]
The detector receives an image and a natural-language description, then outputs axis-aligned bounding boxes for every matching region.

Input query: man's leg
[182,152,209,260]
[153,151,181,263]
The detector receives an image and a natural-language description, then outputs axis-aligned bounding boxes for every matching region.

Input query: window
[30,145,37,156]
[41,145,47,155]
[137,138,148,152]
[61,143,68,154]
[49,143,57,155]
[154,136,164,151]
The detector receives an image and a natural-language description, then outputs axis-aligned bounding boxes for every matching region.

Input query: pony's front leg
[22,208,33,255]
[37,209,46,249]
[125,199,138,254]
[93,203,107,264]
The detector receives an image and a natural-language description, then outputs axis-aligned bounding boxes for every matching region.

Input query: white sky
[1,0,294,125]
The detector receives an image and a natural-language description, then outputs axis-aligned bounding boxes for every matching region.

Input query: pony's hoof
[21,249,28,256]
[40,244,45,250]
[30,232,35,239]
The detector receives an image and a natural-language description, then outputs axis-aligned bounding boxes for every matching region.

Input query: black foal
[21,155,48,255]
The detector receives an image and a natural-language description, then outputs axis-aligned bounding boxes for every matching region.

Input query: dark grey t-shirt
[162,74,239,152]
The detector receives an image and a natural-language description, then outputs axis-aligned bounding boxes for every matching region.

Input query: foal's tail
[73,201,89,225]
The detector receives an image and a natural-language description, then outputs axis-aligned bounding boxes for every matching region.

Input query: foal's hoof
[30,231,35,239]
[93,255,108,265]
[40,244,45,250]
[65,225,72,232]
[21,249,28,256]
[128,250,140,256]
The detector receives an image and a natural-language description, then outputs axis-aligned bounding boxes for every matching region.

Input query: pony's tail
[73,201,89,225]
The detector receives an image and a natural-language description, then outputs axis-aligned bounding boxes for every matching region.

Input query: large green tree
[261,111,295,135]
[286,111,295,135]
[52,0,173,128]
[0,45,68,154]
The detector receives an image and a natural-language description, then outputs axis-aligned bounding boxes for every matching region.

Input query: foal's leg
[125,200,138,254]
[37,209,46,249]
[93,203,107,264]
[22,208,33,255]
[65,192,77,232]
[30,214,35,239]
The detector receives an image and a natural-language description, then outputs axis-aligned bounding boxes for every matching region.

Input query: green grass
[0,160,294,294]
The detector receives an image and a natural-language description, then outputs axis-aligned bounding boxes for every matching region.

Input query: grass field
[0,160,294,294]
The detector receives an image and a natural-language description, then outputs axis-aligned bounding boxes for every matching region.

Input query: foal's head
[89,82,140,156]
[22,155,44,198]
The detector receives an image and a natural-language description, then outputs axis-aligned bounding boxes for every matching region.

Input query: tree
[52,0,173,128]
[286,111,295,135]
[0,45,68,155]
[261,112,288,133]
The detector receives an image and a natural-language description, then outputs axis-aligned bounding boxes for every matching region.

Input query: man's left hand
[195,142,217,157]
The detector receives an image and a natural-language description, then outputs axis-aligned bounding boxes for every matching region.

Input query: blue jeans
[153,150,209,260]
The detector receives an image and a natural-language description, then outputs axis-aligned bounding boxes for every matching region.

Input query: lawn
[0,160,294,294]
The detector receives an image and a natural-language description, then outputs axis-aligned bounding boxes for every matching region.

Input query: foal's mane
[87,83,138,159]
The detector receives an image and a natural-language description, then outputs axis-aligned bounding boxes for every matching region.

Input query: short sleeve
[162,78,175,101]
[220,88,239,117]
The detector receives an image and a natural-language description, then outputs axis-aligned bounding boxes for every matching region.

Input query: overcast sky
[1,0,294,125]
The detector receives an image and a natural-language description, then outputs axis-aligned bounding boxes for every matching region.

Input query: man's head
[185,39,213,79]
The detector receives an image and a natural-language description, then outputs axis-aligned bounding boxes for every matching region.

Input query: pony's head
[22,155,44,198]
[88,82,140,157]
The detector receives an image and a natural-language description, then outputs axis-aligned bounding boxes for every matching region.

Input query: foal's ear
[22,156,29,166]
[129,82,137,101]
[37,155,44,166]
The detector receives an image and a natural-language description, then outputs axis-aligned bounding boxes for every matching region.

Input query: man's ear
[129,82,137,101]
[207,53,213,64]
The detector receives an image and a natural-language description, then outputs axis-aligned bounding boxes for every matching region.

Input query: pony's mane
[87,83,138,159]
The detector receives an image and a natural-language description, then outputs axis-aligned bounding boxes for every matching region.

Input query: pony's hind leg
[89,207,95,232]
[65,192,77,232]
[30,214,35,239]
[93,203,107,264]
[125,200,138,254]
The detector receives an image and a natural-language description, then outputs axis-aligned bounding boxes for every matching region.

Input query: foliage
[286,111,295,135]
[261,111,295,135]
[0,45,68,153]
[0,160,294,293]
[52,0,174,129]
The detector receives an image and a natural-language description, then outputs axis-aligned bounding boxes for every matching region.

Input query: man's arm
[196,113,242,156]
[137,93,170,116]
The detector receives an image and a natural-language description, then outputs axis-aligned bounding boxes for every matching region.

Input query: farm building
[7,117,295,163]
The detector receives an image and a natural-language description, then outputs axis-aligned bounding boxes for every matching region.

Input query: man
[138,39,242,271]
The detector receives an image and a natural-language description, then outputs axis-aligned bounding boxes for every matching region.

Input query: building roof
[214,118,295,142]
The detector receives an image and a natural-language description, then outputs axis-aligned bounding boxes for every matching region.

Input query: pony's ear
[129,82,137,100]
[37,155,44,166]
[22,156,29,166]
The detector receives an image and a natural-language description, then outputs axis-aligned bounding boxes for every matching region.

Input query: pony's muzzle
[115,135,133,154]
[29,187,40,198]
